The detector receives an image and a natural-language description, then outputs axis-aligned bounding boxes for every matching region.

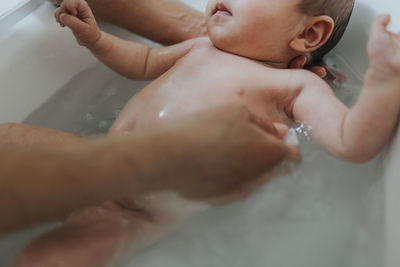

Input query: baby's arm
[293,15,400,162]
[55,0,196,80]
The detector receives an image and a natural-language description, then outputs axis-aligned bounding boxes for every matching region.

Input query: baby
[16,0,400,266]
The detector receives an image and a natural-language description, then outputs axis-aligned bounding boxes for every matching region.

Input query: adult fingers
[253,124,300,163]
[226,104,301,163]
[288,55,327,78]
[289,55,307,69]
[308,66,327,78]
[213,104,279,137]
[247,110,279,137]
[284,144,301,163]
[272,122,289,139]
[229,104,301,166]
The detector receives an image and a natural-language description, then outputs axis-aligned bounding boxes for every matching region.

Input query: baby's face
[206,0,306,63]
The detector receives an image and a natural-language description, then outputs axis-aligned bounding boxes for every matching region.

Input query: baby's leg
[15,193,205,267]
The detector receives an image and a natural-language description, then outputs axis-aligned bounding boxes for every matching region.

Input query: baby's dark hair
[297,0,355,64]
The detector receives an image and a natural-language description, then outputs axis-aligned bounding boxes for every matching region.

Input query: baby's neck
[261,60,289,69]
[209,40,291,69]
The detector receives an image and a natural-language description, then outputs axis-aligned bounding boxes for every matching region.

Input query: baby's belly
[109,80,289,135]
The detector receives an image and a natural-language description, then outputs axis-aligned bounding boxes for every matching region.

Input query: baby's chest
[154,51,300,123]
[169,70,294,123]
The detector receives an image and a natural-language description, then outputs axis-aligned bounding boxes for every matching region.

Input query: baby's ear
[289,16,334,53]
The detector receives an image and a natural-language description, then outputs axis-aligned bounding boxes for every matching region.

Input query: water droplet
[158,108,168,119]
[98,120,109,129]
[83,113,93,121]
[106,87,118,97]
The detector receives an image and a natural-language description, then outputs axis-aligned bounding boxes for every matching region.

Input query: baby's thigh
[108,109,137,136]
[15,198,186,267]
[120,192,206,222]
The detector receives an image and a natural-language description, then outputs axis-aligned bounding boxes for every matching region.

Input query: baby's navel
[236,89,245,97]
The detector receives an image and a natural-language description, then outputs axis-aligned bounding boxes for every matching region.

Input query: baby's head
[206,0,354,66]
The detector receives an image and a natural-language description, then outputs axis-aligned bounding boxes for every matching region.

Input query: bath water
[122,52,383,267]
[22,51,385,267]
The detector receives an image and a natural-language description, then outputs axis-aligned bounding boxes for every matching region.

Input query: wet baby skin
[15,0,400,266]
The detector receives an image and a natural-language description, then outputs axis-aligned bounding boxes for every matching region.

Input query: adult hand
[130,104,299,203]
[289,55,327,78]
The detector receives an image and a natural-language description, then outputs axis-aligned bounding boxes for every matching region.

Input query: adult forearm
[86,0,206,45]
[0,123,84,150]
[0,106,299,233]
[0,135,154,233]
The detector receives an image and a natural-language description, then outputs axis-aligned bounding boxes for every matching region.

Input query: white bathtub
[0,1,398,266]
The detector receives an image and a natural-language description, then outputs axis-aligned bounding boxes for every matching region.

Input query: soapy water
[126,135,383,267]
[123,54,384,267]
[21,52,384,267]
[290,121,313,142]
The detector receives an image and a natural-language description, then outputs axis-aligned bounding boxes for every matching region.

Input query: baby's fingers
[371,14,391,34]
[54,1,79,26]
[74,0,96,25]
[54,7,67,26]
[59,13,85,32]
[62,0,79,17]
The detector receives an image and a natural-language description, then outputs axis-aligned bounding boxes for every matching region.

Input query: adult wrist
[88,131,177,197]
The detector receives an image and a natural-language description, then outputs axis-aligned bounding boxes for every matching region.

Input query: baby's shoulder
[283,68,332,91]
[256,68,333,98]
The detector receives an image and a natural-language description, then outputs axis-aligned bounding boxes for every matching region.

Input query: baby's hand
[367,14,400,79]
[55,0,101,49]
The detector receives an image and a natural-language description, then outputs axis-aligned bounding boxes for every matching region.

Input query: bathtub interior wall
[0,3,97,123]
[0,0,28,19]
[330,1,400,267]
[0,0,398,267]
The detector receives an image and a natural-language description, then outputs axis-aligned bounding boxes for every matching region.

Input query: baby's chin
[209,36,230,52]
[208,32,242,54]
